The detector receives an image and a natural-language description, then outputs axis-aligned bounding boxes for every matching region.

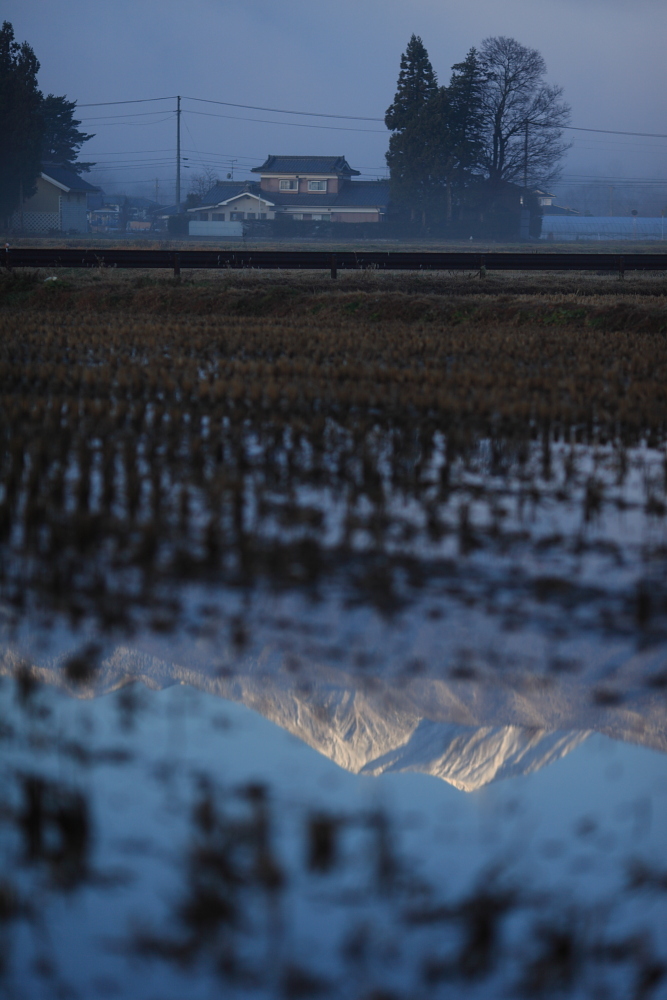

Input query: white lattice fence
[10,211,60,235]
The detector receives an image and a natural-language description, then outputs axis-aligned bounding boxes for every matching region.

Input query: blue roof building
[541,216,666,241]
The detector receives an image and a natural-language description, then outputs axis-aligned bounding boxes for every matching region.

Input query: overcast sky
[5,0,666,202]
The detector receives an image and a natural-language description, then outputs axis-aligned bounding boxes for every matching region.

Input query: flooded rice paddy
[1,269,667,997]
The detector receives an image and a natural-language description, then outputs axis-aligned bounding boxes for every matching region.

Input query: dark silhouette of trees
[478,36,570,186]
[189,167,219,202]
[385,35,438,132]
[385,34,570,229]
[40,94,95,172]
[0,21,42,223]
[386,41,488,225]
[1,22,95,226]
[428,48,487,220]
[385,35,439,222]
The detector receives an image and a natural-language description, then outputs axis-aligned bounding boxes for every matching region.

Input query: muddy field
[1,267,667,998]
[2,268,667,626]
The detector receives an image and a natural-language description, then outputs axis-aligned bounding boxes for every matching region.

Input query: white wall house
[194,191,276,222]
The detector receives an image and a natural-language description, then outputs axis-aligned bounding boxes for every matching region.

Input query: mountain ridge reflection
[3,641,666,792]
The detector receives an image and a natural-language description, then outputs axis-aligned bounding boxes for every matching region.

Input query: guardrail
[4,247,667,278]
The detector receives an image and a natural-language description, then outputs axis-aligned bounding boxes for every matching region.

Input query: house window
[292,214,303,221]
[279,179,298,190]
[312,214,326,221]
[308,180,326,191]
[246,212,256,220]
[212,213,225,221]
[199,212,210,221]
[230,212,244,220]
[302,214,312,221]
[259,213,267,220]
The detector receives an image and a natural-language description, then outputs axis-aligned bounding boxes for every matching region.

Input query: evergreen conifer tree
[0,21,42,224]
[40,94,95,172]
[446,48,486,184]
[385,35,439,223]
[427,48,486,220]
[385,35,438,131]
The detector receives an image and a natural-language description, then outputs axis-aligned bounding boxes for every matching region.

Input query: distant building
[89,195,160,232]
[542,204,581,217]
[187,156,389,225]
[153,204,181,229]
[540,216,666,241]
[532,189,555,208]
[11,165,99,234]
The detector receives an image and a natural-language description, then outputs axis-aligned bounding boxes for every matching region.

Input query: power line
[81,116,176,128]
[562,125,667,140]
[182,95,383,122]
[185,108,385,134]
[77,97,176,107]
[84,148,176,156]
[79,110,177,121]
[88,161,175,169]
[72,91,667,139]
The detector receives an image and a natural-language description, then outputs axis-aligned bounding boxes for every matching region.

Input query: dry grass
[1,272,667,628]
[2,264,667,303]
[6,234,667,254]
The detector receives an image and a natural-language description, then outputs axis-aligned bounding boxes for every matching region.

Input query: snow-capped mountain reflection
[3,638,666,792]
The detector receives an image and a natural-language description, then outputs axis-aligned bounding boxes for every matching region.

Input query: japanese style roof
[335,181,390,206]
[41,164,99,193]
[267,181,389,209]
[196,181,262,208]
[252,156,360,176]
[190,179,389,213]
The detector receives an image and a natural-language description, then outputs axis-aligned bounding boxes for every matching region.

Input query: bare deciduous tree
[479,36,571,186]
[188,166,219,202]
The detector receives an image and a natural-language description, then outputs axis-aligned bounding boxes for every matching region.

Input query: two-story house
[188,155,389,225]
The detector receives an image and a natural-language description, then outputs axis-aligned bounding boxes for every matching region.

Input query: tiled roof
[102,195,159,209]
[185,179,390,214]
[267,181,389,210]
[41,164,99,193]
[252,156,360,176]
[335,181,390,206]
[267,192,339,208]
[154,204,181,217]
[196,181,261,208]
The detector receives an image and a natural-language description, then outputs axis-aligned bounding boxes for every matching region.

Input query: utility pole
[523,120,529,190]
[176,95,181,211]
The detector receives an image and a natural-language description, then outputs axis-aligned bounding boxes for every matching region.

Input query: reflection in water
[3,637,666,791]
[1,637,667,998]
[5,260,667,995]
